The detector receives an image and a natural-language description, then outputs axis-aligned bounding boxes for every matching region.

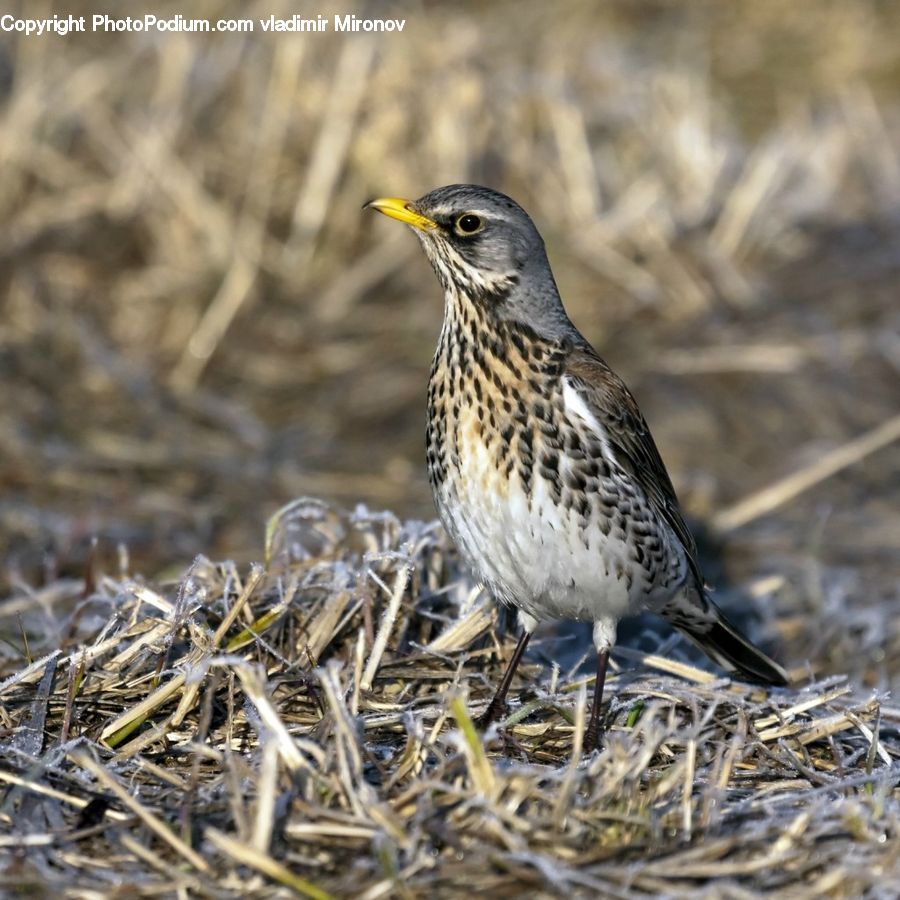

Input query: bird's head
[365,184,574,338]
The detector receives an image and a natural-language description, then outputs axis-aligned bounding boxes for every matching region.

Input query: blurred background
[1,1,898,685]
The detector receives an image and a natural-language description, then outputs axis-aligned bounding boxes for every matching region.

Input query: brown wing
[565,345,704,586]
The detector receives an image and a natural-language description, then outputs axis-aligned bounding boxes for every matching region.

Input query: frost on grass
[0,501,898,898]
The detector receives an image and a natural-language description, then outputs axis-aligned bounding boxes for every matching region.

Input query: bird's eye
[455,213,484,235]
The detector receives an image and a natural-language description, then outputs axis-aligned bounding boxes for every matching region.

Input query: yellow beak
[364,197,438,231]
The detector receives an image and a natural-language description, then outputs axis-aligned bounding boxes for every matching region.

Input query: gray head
[365,184,577,340]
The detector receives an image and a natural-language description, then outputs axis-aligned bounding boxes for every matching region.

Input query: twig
[713,413,900,533]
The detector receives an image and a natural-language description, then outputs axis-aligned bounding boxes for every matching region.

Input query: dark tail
[662,590,789,686]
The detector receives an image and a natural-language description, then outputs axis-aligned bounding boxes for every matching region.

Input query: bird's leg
[583,648,610,753]
[583,618,616,753]
[478,629,532,729]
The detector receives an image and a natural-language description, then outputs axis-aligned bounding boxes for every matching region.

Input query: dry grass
[1,501,898,897]
[2,0,900,894]
[2,0,899,581]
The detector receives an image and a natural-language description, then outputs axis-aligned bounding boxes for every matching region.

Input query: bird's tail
[661,588,789,686]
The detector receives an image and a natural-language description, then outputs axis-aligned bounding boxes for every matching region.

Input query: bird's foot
[582,722,605,755]
[476,698,507,731]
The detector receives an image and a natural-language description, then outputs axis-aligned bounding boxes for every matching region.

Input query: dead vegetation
[1,501,898,897]
[1,0,900,895]
[2,0,899,587]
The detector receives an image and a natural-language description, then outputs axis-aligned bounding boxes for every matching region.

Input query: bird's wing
[564,344,704,586]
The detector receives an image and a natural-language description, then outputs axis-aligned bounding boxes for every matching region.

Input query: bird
[365,184,788,752]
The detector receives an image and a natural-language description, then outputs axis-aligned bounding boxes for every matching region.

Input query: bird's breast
[425,316,665,622]
[426,312,548,506]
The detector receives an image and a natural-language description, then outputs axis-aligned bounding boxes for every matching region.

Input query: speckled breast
[425,304,675,624]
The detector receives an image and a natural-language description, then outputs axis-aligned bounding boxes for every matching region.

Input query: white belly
[435,430,650,625]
